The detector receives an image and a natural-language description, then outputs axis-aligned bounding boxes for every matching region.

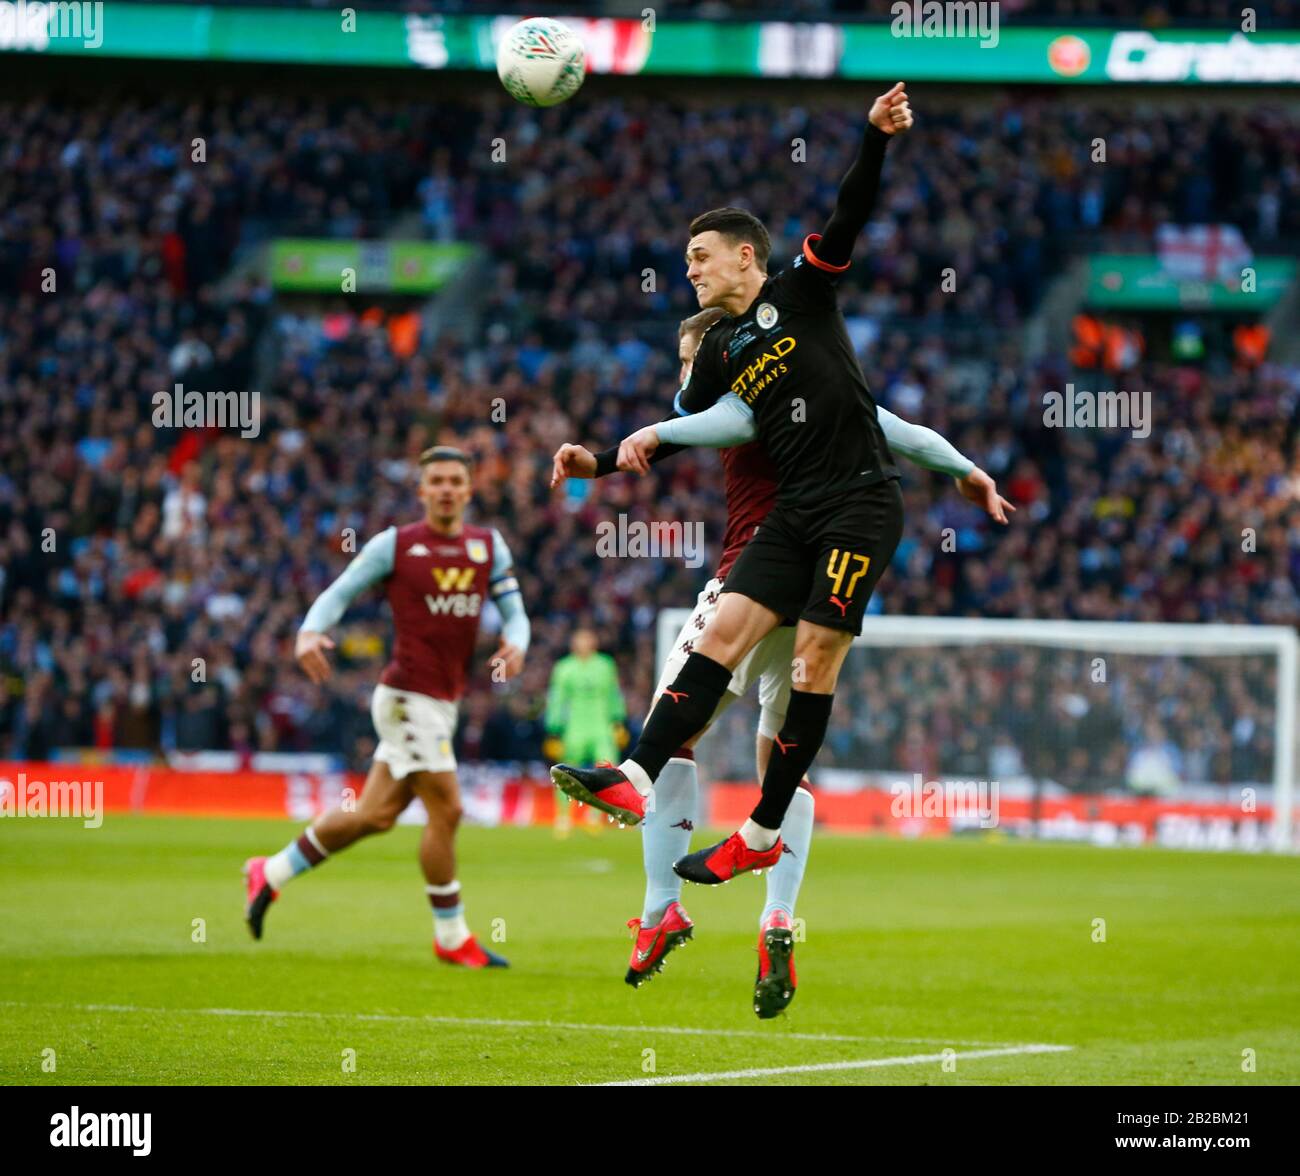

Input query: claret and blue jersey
[300,521,529,702]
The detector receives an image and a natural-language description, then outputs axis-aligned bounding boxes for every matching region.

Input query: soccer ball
[495,18,586,108]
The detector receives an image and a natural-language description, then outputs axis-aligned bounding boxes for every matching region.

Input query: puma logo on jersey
[671,818,695,831]
[663,688,689,704]
[829,595,848,617]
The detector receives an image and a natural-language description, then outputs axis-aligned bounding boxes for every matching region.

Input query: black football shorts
[721,477,904,634]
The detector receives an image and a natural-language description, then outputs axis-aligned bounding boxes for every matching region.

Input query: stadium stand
[1,88,1296,790]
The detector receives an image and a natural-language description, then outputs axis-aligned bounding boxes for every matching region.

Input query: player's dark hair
[418,445,473,471]
[688,207,771,271]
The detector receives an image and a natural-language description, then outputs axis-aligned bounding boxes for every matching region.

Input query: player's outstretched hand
[551,442,597,488]
[955,467,1015,525]
[617,425,660,475]
[296,630,335,684]
[869,82,913,136]
[491,638,526,680]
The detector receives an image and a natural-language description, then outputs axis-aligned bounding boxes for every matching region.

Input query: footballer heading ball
[496,17,586,108]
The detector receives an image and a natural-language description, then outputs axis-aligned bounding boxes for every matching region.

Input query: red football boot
[673,831,783,884]
[549,762,646,826]
[624,900,694,987]
[243,856,277,940]
[434,935,509,968]
[753,909,797,1019]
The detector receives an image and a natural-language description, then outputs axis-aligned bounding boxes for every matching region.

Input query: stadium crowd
[1,89,1297,792]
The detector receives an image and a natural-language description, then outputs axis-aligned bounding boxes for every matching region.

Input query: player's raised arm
[618,392,758,475]
[876,405,972,478]
[550,417,686,487]
[296,527,397,684]
[550,307,729,487]
[876,406,1014,525]
[811,82,913,270]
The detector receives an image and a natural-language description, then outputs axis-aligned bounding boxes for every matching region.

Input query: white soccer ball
[495,18,586,108]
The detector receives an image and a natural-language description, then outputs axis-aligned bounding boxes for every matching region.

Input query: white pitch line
[599,1044,1075,1086]
[0,1001,1024,1048]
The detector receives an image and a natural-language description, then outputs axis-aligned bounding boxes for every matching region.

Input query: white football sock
[619,758,653,797]
[263,827,327,889]
[640,757,697,924]
[427,882,470,951]
[762,785,814,925]
[433,913,470,951]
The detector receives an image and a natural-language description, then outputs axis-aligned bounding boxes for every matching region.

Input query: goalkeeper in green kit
[544,627,628,836]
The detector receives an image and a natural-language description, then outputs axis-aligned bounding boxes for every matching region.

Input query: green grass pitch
[2,815,1298,1086]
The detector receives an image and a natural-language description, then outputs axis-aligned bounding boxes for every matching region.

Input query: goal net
[655,613,1298,852]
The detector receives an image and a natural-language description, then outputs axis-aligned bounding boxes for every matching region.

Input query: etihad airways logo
[730,336,796,403]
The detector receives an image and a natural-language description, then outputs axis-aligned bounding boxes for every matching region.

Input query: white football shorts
[371,683,459,778]
[654,577,797,739]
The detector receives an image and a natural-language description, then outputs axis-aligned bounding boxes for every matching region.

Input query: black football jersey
[677,234,900,506]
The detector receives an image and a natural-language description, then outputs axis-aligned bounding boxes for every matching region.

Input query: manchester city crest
[756,302,778,330]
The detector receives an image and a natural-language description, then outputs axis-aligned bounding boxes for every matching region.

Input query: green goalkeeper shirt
[545,653,626,739]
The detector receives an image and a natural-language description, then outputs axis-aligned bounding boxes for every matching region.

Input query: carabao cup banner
[2,4,1298,84]
[1088,255,1296,310]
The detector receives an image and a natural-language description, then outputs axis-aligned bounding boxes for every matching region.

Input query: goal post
[655,611,1298,852]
